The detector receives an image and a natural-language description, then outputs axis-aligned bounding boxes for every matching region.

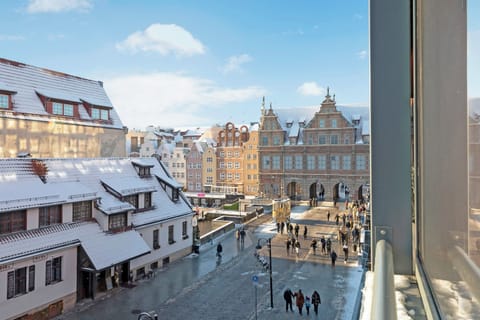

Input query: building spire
[261,96,265,115]
[326,86,331,98]
[269,102,273,110]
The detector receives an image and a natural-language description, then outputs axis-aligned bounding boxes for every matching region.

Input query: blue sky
[0,1,477,129]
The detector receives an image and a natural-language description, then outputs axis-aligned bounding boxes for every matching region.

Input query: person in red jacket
[294,289,305,315]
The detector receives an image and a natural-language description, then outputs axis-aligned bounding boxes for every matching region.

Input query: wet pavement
[56,204,366,320]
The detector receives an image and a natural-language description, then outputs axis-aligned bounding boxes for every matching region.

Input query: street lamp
[256,237,273,309]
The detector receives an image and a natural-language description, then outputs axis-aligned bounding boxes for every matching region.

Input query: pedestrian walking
[294,289,305,315]
[281,221,285,234]
[327,210,331,221]
[310,238,317,255]
[277,222,280,233]
[295,239,301,257]
[330,249,337,267]
[240,229,246,245]
[335,213,339,225]
[289,223,294,234]
[303,225,308,239]
[286,238,291,255]
[294,224,300,238]
[326,237,332,255]
[235,229,240,241]
[283,288,294,312]
[312,290,321,315]
[343,244,349,263]
[216,242,223,258]
[305,296,311,315]
[320,236,326,255]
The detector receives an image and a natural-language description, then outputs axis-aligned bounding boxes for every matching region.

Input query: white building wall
[131,217,192,272]
[0,246,78,320]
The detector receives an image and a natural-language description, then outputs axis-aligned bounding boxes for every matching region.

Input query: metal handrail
[371,239,397,320]
[448,245,480,304]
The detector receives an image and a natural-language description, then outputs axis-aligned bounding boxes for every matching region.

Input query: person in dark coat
[330,249,338,267]
[303,225,308,239]
[294,224,300,238]
[294,289,305,315]
[283,288,294,312]
[312,290,321,315]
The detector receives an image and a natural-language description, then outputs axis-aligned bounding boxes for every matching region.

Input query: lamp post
[256,237,273,309]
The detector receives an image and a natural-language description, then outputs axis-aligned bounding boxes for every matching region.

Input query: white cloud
[222,54,252,74]
[0,34,24,41]
[27,0,92,13]
[297,82,325,96]
[104,72,266,129]
[116,24,205,57]
[357,50,368,60]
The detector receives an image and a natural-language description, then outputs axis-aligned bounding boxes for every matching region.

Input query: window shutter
[7,271,14,299]
[46,260,52,285]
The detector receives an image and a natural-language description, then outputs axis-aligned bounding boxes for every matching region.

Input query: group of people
[283,288,322,316]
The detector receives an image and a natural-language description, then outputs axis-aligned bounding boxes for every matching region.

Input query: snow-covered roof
[101,176,156,196]
[0,157,193,227]
[0,58,123,129]
[0,222,150,270]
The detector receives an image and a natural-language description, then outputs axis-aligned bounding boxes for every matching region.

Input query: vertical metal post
[268,238,273,308]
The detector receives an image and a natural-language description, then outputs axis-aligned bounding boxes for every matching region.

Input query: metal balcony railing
[371,239,397,320]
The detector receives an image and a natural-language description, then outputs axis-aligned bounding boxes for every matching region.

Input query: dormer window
[0,93,10,109]
[91,107,109,120]
[52,102,74,116]
[132,161,153,178]
[156,175,182,203]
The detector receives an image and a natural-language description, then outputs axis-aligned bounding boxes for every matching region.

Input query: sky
[0,0,478,130]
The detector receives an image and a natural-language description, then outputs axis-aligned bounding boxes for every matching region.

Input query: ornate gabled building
[0,58,126,158]
[243,123,260,196]
[258,91,370,202]
[216,122,250,194]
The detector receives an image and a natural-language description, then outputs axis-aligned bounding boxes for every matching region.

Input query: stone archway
[309,183,317,199]
[286,182,298,200]
[333,182,349,202]
[358,184,370,202]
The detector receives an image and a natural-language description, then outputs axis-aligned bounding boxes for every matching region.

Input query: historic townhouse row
[0,157,194,320]
[0,58,126,158]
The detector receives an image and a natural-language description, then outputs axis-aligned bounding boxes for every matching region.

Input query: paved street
[56,204,365,320]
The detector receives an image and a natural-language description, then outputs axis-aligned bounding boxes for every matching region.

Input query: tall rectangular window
[52,102,63,115]
[330,135,338,144]
[307,155,315,170]
[318,135,327,145]
[342,155,351,170]
[144,192,152,208]
[294,155,303,169]
[318,155,326,170]
[331,119,337,128]
[7,267,27,299]
[182,221,188,239]
[319,119,325,128]
[46,257,62,285]
[63,104,74,116]
[72,201,92,222]
[262,136,268,146]
[284,156,293,170]
[39,205,62,227]
[262,156,271,169]
[168,225,175,244]
[272,155,281,169]
[356,155,366,170]
[28,265,35,292]
[0,94,9,108]
[331,155,339,170]
[153,229,160,249]
[273,136,281,145]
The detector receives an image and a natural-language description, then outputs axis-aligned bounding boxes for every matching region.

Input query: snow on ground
[360,272,426,319]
